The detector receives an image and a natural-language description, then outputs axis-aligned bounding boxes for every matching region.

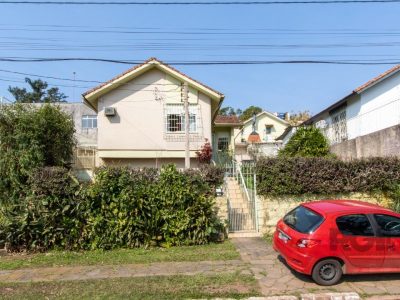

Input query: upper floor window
[165,104,197,133]
[82,115,97,129]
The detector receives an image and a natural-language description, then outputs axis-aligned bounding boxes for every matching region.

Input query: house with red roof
[304,64,400,159]
[82,57,224,168]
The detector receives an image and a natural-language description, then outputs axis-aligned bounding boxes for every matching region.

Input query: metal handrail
[236,164,252,207]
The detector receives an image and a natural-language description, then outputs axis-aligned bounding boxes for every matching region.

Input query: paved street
[231,237,400,298]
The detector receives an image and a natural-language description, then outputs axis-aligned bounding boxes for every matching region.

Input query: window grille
[331,110,348,144]
[217,137,229,151]
[164,104,198,133]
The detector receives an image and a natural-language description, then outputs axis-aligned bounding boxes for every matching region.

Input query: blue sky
[0,1,399,115]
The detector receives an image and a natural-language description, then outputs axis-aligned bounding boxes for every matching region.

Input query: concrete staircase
[225,177,260,237]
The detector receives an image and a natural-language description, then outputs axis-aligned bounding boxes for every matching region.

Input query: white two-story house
[82,57,224,168]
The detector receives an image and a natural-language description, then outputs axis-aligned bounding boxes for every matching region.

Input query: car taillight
[297,239,320,248]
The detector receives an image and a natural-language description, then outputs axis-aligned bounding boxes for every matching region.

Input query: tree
[8,78,67,103]
[219,106,236,116]
[0,104,75,203]
[279,126,331,158]
[219,106,243,116]
[289,110,311,126]
[239,106,262,121]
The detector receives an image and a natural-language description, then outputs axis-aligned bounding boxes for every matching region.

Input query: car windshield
[283,205,324,234]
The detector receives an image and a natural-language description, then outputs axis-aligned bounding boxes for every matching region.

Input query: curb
[210,293,360,300]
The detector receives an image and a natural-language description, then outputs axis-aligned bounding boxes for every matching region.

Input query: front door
[335,214,384,268]
[373,214,400,269]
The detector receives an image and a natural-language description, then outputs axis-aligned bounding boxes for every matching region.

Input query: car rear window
[283,205,324,234]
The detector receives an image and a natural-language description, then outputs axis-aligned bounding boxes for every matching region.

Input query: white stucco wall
[313,71,400,142]
[97,68,212,154]
[355,71,400,137]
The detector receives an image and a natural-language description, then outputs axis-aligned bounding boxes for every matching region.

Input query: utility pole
[183,82,190,169]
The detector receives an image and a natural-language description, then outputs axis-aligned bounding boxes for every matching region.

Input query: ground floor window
[331,110,347,144]
[217,137,229,151]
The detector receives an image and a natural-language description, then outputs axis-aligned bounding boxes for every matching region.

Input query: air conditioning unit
[315,120,327,129]
[104,107,116,116]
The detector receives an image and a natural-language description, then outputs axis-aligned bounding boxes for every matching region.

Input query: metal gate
[223,161,258,232]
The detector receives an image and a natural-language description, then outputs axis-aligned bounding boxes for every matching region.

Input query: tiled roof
[82,57,224,97]
[214,115,241,124]
[354,64,400,93]
[304,64,400,125]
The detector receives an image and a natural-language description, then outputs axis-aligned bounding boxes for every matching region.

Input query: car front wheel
[312,259,343,286]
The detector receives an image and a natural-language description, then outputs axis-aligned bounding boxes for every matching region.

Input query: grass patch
[0,273,260,300]
[0,240,239,270]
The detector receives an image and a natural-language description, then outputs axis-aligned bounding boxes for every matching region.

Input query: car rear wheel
[312,259,342,286]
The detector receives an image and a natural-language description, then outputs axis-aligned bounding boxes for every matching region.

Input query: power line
[1,0,400,5]
[0,57,399,65]
[0,68,179,86]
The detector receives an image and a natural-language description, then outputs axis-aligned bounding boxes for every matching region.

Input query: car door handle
[343,244,351,249]
[388,244,395,251]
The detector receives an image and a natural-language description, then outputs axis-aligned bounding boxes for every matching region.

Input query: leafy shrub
[387,184,400,213]
[0,104,75,205]
[279,126,331,158]
[256,157,400,196]
[3,165,224,251]
[196,139,213,164]
[4,167,83,252]
[83,165,221,249]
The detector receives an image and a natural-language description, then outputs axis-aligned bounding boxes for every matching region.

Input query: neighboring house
[239,111,290,159]
[30,102,98,180]
[82,57,224,169]
[304,64,400,160]
[212,115,242,163]
[240,111,290,143]
[212,111,290,162]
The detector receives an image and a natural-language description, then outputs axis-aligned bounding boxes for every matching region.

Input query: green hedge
[2,164,224,252]
[256,157,400,196]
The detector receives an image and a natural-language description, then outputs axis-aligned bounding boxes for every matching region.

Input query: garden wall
[256,192,392,234]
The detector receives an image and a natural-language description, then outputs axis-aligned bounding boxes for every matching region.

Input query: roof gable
[242,111,289,126]
[82,57,224,110]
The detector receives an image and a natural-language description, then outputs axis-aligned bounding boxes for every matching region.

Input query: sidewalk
[0,260,248,283]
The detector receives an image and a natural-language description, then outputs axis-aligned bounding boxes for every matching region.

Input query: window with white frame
[165,104,198,133]
[331,110,347,144]
[82,115,97,129]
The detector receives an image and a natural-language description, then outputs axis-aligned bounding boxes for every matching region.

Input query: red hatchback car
[273,200,400,286]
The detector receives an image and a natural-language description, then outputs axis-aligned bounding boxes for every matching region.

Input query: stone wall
[257,192,392,234]
[330,124,400,160]
[215,196,228,223]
